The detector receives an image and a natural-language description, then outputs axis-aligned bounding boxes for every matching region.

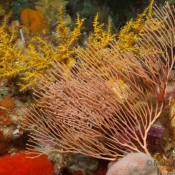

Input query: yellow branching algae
[54,5,85,70]
[35,0,69,28]
[0,5,85,91]
[117,0,154,53]
[88,13,116,48]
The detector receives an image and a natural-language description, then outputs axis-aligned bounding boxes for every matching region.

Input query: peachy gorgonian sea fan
[24,3,175,160]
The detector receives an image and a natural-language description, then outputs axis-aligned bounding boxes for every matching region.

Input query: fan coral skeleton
[24,3,175,161]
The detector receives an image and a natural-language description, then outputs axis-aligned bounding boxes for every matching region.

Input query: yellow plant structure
[0,4,85,91]
[14,37,54,91]
[117,0,154,53]
[54,5,85,71]
[88,13,116,48]
[0,16,18,75]
[0,14,53,91]
[35,0,69,28]
[76,13,117,77]
[0,27,53,91]
[0,5,5,16]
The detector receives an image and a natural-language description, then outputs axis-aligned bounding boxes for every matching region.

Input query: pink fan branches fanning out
[24,3,175,161]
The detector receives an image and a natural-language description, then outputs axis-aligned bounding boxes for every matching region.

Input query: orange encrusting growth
[0,95,15,127]
[0,95,15,109]
[20,7,48,35]
[0,152,54,175]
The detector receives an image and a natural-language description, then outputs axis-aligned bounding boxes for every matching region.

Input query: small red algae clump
[0,152,54,175]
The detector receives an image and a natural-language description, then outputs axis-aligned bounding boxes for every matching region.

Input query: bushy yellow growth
[13,37,53,91]
[54,4,85,71]
[0,16,18,74]
[88,13,116,48]
[0,5,85,91]
[0,15,54,91]
[117,0,154,53]
[0,5,5,16]
[35,0,69,27]
[0,35,53,91]
[75,14,116,79]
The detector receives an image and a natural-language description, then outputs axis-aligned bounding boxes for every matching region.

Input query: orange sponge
[20,7,48,35]
[0,152,54,175]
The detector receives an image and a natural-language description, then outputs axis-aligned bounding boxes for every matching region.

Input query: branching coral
[35,0,69,28]
[0,16,19,75]
[53,4,85,71]
[88,13,116,48]
[117,0,154,53]
[24,3,175,161]
[0,31,53,90]
[0,4,84,91]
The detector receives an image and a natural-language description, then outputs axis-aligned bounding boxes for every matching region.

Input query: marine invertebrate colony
[0,152,53,175]
[25,2,175,162]
[20,7,48,35]
[0,4,84,91]
[117,0,154,53]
